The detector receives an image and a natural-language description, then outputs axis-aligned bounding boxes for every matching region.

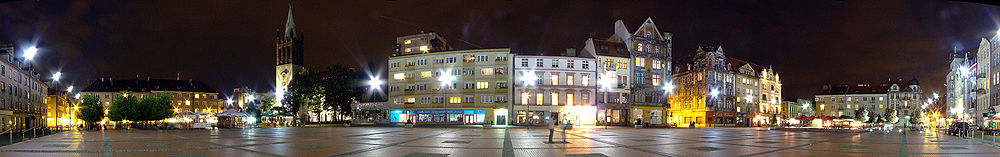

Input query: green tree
[138,93,174,121]
[259,95,276,114]
[76,94,104,126]
[108,91,140,121]
[321,65,364,122]
[285,69,324,123]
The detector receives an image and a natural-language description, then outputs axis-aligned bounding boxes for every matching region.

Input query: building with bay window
[670,46,782,127]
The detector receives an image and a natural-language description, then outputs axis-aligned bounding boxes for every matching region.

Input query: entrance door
[495,115,506,125]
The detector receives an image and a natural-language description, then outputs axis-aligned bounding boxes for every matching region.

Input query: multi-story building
[275,6,304,108]
[582,38,631,126]
[387,44,514,125]
[393,32,452,56]
[580,18,672,126]
[976,38,992,122]
[0,42,48,131]
[816,84,888,118]
[816,80,921,125]
[671,46,782,127]
[512,53,596,126]
[45,90,74,128]
[780,98,814,117]
[947,52,973,119]
[80,78,223,116]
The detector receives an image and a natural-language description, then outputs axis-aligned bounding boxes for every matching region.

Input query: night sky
[1,0,998,99]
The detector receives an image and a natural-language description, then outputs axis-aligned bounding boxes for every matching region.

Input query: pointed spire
[717,45,724,52]
[284,5,297,38]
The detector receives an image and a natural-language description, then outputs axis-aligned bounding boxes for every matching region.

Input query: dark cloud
[1,0,998,98]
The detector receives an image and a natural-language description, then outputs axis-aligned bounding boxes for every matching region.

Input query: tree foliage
[321,65,364,120]
[108,91,139,121]
[76,94,104,123]
[108,91,175,121]
[285,69,324,120]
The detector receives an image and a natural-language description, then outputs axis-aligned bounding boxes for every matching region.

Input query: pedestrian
[547,118,555,143]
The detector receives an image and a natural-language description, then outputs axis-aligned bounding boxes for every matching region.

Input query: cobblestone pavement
[0,126,999,157]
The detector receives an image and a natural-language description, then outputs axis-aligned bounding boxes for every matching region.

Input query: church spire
[284,5,297,38]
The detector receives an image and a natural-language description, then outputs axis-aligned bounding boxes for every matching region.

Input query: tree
[76,94,104,126]
[108,91,140,121]
[285,69,324,123]
[321,65,364,122]
[139,93,174,121]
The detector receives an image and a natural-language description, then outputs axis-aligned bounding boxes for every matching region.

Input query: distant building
[275,6,305,108]
[947,52,972,119]
[816,79,921,125]
[512,52,597,126]
[45,90,73,128]
[80,78,223,115]
[0,41,48,131]
[780,98,813,117]
[582,38,631,126]
[393,32,452,56]
[387,40,513,124]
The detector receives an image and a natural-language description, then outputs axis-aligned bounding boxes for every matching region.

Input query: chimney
[566,48,576,57]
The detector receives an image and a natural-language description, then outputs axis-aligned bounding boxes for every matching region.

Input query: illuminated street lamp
[438,72,456,87]
[709,88,719,98]
[52,72,62,82]
[74,93,81,100]
[67,86,73,93]
[226,98,234,105]
[663,82,675,93]
[367,77,383,89]
[23,46,37,60]
[521,71,538,86]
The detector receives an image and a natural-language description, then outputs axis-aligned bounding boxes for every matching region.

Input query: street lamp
[23,47,37,60]
[67,86,73,93]
[521,71,538,86]
[52,72,61,81]
[74,93,81,100]
[226,98,234,105]
[709,88,720,98]
[663,82,675,93]
[368,77,383,89]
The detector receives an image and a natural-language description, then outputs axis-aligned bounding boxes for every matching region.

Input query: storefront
[631,106,668,125]
[597,103,628,126]
[390,110,487,124]
[706,111,737,127]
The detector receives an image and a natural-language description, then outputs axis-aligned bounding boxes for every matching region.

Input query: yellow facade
[45,92,76,129]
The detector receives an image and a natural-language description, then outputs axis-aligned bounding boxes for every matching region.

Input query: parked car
[948,122,969,137]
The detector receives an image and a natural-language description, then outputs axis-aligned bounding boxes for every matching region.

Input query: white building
[582,38,632,125]
[512,54,597,126]
[947,52,973,119]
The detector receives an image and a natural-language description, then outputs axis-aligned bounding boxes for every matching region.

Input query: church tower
[275,5,304,105]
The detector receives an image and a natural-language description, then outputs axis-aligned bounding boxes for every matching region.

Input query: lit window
[637,43,643,52]
[450,97,461,104]
[405,97,416,104]
[652,75,661,86]
[481,68,494,75]
[567,94,574,106]
[536,93,543,105]
[405,48,411,52]
[551,92,558,106]
[394,73,405,80]
[635,58,645,67]
[652,60,661,69]
[582,76,590,86]
[194,94,199,99]
[820,104,824,110]
[419,45,430,52]
[404,40,412,44]
[476,81,489,89]
[521,92,529,105]
[421,71,432,78]
[567,76,574,86]
[847,104,851,109]
[880,104,884,108]
[551,75,558,85]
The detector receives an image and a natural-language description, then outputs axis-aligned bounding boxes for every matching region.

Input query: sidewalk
[0,130,62,147]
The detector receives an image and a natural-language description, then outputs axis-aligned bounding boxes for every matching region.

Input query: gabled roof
[631,17,664,40]
[727,57,765,73]
[284,5,297,38]
[818,84,888,95]
[81,79,219,93]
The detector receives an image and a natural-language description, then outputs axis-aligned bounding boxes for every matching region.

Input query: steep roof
[81,79,219,93]
[727,57,765,73]
[284,5,297,38]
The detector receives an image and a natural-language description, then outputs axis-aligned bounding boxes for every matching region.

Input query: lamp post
[438,71,456,124]
[663,82,674,126]
[365,77,382,122]
[520,71,537,127]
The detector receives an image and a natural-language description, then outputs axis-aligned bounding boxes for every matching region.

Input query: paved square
[1,127,999,156]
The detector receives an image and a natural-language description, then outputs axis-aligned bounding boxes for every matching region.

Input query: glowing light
[709,89,719,97]
[663,82,675,93]
[745,95,754,103]
[245,116,257,123]
[275,88,285,102]
[247,95,256,102]
[419,45,429,52]
[960,66,970,77]
[802,103,810,110]
[52,72,62,81]
[521,71,538,86]
[67,86,73,92]
[598,72,614,89]
[23,47,37,60]
[74,93,80,99]
[438,71,456,87]
[226,98,234,105]
[368,77,383,88]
